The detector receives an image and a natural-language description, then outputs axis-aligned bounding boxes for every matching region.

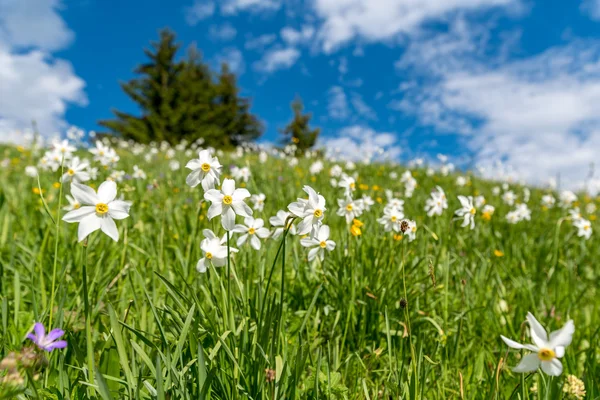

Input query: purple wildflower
[26,323,67,352]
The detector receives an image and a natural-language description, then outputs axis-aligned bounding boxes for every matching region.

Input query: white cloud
[311,0,518,52]
[350,92,377,120]
[581,0,600,20]
[221,0,281,14]
[280,25,315,45]
[319,125,402,161]
[397,29,600,189]
[184,0,215,25]
[327,86,349,119]
[0,0,74,52]
[245,34,277,50]
[0,0,86,142]
[254,47,300,73]
[215,47,245,75]
[209,23,237,41]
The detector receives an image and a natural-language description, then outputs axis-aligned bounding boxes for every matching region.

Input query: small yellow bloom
[482,212,492,221]
[32,187,44,195]
[393,234,403,241]
[372,185,380,191]
[376,197,383,204]
[310,176,316,182]
[359,184,369,190]
[494,249,504,257]
[352,219,363,227]
[173,187,180,193]
[240,182,246,188]
[350,224,361,237]
[53,182,61,189]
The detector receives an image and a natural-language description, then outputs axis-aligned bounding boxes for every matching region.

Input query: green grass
[0,143,598,399]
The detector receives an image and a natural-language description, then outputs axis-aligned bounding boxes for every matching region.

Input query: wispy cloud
[319,125,402,162]
[215,47,245,75]
[245,34,277,51]
[327,86,349,119]
[350,92,377,120]
[396,20,600,189]
[221,0,281,15]
[184,0,215,26]
[581,0,600,20]
[0,0,86,142]
[254,47,300,73]
[209,23,237,41]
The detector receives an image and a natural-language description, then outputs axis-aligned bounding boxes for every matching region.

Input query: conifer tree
[99,29,262,146]
[281,96,320,155]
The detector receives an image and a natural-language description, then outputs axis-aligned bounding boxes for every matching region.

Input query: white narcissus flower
[62,181,131,242]
[336,196,362,224]
[232,217,270,250]
[501,312,574,376]
[425,186,447,217]
[61,157,90,183]
[403,219,417,242]
[204,178,252,231]
[573,218,592,240]
[25,166,38,178]
[132,165,146,179]
[186,149,222,190]
[269,210,297,240]
[288,185,326,236]
[377,207,404,232]
[300,225,336,262]
[338,174,356,197]
[250,193,266,212]
[63,194,81,211]
[455,195,476,230]
[196,229,238,273]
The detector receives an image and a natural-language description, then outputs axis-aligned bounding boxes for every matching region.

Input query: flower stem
[81,239,95,387]
[48,157,64,327]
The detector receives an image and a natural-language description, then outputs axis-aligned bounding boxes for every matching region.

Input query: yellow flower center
[350,182,356,189]
[583,225,590,230]
[470,207,476,215]
[319,241,327,248]
[346,204,353,211]
[95,203,109,215]
[537,348,555,361]
[74,203,81,210]
[391,216,397,222]
[206,252,213,260]
[314,209,323,218]
[223,195,233,205]
[248,227,256,235]
[201,163,211,172]
[67,169,75,175]
[411,226,416,232]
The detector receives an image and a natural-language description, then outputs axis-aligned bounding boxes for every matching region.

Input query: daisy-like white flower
[309,160,324,175]
[63,194,81,211]
[300,224,336,262]
[541,194,556,209]
[269,210,297,240]
[250,193,266,212]
[338,174,356,197]
[62,181,131,242]
[377,207,404,232]
[501,312,574,376]
[27,322,67,352]
[25,166,38,178]
[403,219,417,242]
[185,149,222,190]
[288,185,326,236]
[481,204,495,220]
[336,196,363,224]
[196,229,238,273]
[455,195,476,230]
[231,166,251,182]
[559,190,577,208]
[204,178,252,231]
[132,165,146,179]
[474,195,486,208]
[52,139,76,159]
[573,218,592,240]
[425,186,447,217]
[502,191,516,206]
[360,195,374,211]
[456,176,467,187]
[232,217,270,250]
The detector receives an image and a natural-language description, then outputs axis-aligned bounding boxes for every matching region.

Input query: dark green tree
[280,96,320,155]
[99,29,262,146]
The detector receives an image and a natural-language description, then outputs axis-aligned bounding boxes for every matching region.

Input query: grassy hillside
[0,139,598,399]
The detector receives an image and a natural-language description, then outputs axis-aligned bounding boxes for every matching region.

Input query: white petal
[250,235,261,250]
[231,224,248,233]
[527,312,549,349]
[221,179,235,195]
[549,320,574,349]
[512,354,540,373]
[232,201,253,217]
[77,214,101,242]
[318,225,330,241]
[186,159,201,170]
[204,189,223,203]
[233,188,251,201]
[71,182,99,205]
[101,217,119,242]
[63,206,95,223]
[97,181,117,203]
[540,359,562,376]
[186,170,201,187]
[108,201,130,220]
[308,247,320,261]
[196,258,207,273]
[237,234,248,246]
[222,207,236,231]
[207,203,222,220]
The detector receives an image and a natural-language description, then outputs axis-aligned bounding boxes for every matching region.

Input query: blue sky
[1,0,600,189]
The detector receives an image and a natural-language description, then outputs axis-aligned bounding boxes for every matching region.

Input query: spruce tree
[99,29,263,146]
[281,96,320,155]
